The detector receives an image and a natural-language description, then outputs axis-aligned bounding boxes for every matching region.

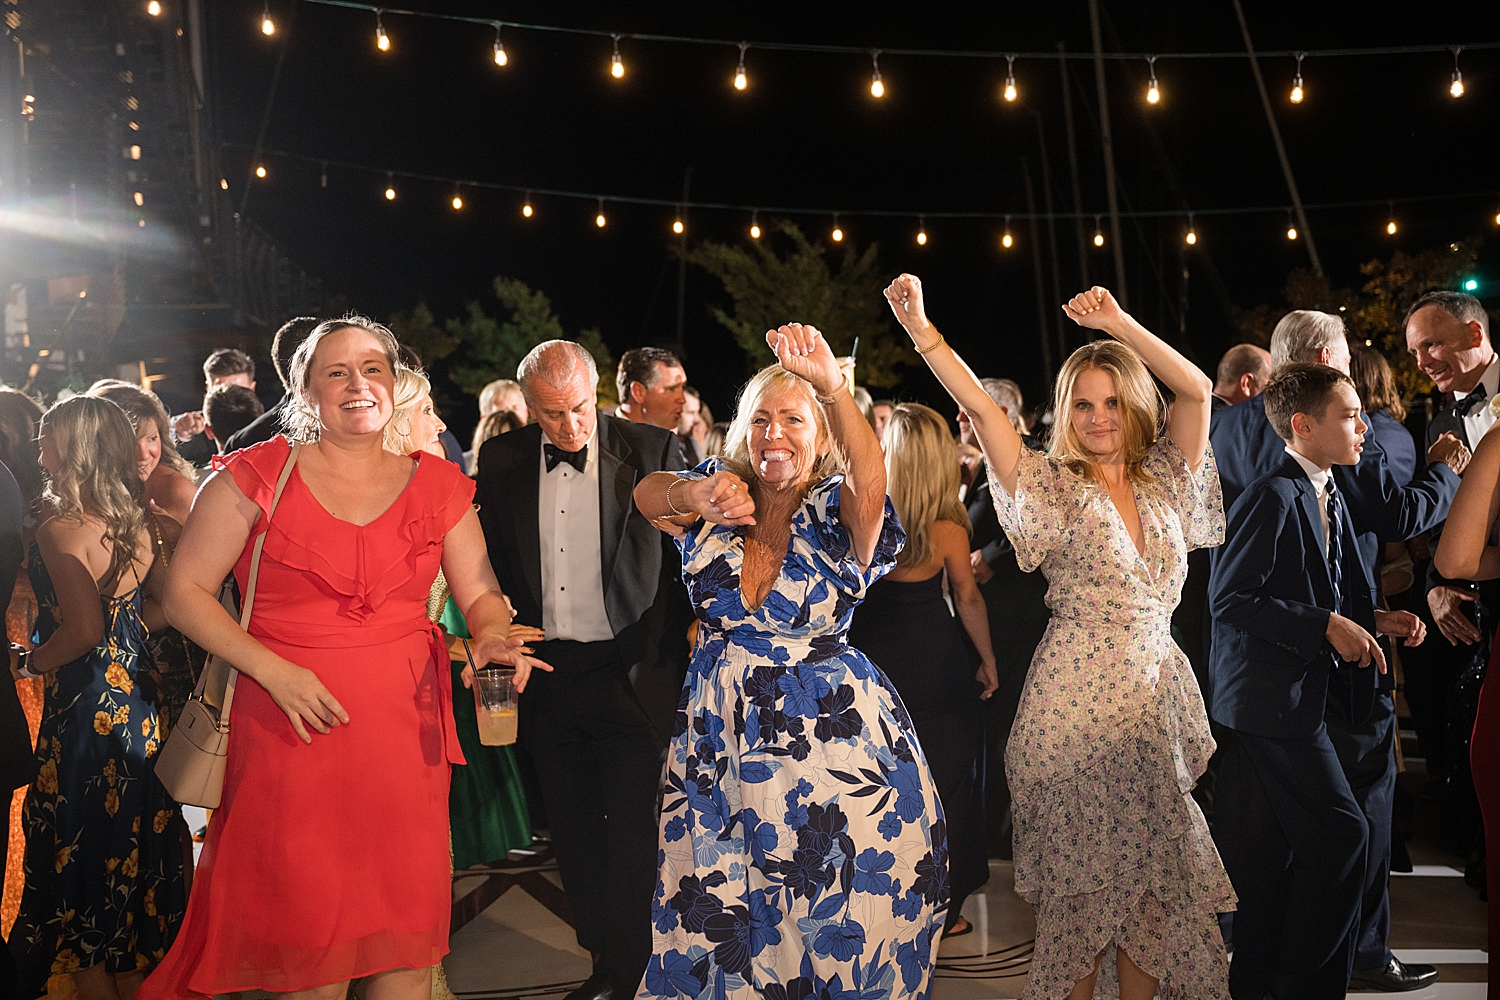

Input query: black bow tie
[1454,382,1489,417]
[544,443,588,473]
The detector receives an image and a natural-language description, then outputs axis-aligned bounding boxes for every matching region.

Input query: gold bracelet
[664,477,692,517]
[915,334,946,355]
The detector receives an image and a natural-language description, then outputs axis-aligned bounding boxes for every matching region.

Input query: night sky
[209,0,1500,426]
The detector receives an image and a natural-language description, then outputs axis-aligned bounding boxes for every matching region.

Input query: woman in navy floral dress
[633,324,948,1000]
[10,396,185,1000]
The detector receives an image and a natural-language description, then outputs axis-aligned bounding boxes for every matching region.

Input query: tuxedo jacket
[1209,455,1380,738]
[474,414,685,666]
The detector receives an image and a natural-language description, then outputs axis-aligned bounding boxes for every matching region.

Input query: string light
[375,9,390,52]
[451,189,464,210]
[1286,211,1298,241]
[255,164,266,178]
[596,198,607,227]
[672,208,685,235]
[492,23,508,66]
[1450,47,1465,97]
[220,178,228,190]
[916,215,927,246]
[261,1,275,35]
[1494,209,1500,226]
[384,173,396,200]
[1290,52,1304,103]
[831,215,844,241]
[734,42,748,91]
[1185,213,1197,245]
[749,210,761,239]
[147,0,161,15]
[130,145,142,160]
[869,51,885,99]
[1093,216,1104,247]
[522,192,533,217]
[1003,54,1018,102]
[610,34,625,79]
[1386,204,1398,235]
[320,162,328,188]
[133,191,144,206]
[1145,56,1160,104]
[1001,215,1014,248]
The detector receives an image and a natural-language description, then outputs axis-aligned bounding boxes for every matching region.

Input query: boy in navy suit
[1208,363,1426,1000]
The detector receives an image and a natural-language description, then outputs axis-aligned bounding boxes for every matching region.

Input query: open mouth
[761,449,793,462]
[341,400,375,410]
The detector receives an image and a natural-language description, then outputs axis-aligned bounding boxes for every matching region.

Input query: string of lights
[226,143,1500,250]
[213,0,1500,105]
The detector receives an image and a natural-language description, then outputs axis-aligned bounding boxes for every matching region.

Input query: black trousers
[1215,725,1368,1000]
[519,639,663,993]
[1325,693,1398,972]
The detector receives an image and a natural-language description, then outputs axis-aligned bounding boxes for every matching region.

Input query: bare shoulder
[36,512,105,553]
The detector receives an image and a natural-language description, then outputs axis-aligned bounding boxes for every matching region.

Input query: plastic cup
[473,668,518,746]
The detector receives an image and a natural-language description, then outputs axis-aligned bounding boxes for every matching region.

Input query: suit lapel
[509,426,544,616]
[596,416,639,595]
[1288,465,1335,601]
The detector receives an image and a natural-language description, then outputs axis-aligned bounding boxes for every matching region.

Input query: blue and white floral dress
[639,461,948,1000]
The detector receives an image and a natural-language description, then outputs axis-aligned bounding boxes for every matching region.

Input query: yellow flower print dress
[11,542,186,998]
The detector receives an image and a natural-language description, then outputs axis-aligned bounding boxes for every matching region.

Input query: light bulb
[261,14,275,35]
[596,212,607,228]
[376,28,390,52]
[870,76,884,99]
[1450,71,1464,98]
[147,0,161,14]
[1147,81,1160,104]
[219,178,228,190]
[1001,231,1014,249]
[522,202,533,218]
[1387,220,1398,235]
[749,223,761,239]
[384,186,396,201]
[832,226,844,242]
[610,36,625,79]
[1185,230,1197,245]
[133,191,144,206]
[451,195,463,210]
[1003,79,1017,102]
[917,230,927,246]
[255,164,266,178]
[130,145,142,160]
[1287,226,1298,240]
[673,218,684,235]
[1290,81,1303,103]
[734,69,747,91]
[494,43,507,66]
[1494,211,1500,226]
[1093,231,1105,247]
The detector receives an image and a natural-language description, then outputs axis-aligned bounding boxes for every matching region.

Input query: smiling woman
[137,316,547,1000]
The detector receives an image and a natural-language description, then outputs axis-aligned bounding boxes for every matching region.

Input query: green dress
[440,596,533,869]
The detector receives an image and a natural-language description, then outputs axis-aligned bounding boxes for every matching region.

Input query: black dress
[848,570,988,931]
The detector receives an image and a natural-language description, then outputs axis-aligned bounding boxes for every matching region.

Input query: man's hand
[1428,431,1472,475]
[970,549,994,585]
[1374,608,1426,648]
[1427,584,1480,645]
[172,410,207,443]
[1326,612,1388,673]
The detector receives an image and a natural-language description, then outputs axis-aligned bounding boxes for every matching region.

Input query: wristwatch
[11,642,38,679]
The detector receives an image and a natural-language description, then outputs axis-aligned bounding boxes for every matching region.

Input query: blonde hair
[86,379,198,481]
[40,396,149,586]
[719,366,844,488]
[1048,340,1162,484]
[381,365,431,455]
[883,403,969,567]
[283,315,402,442]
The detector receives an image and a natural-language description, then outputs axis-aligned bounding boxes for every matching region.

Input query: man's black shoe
[1348,957,1439,992]
[564,973,615,1000]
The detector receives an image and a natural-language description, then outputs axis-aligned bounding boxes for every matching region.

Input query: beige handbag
[155,443,301,808]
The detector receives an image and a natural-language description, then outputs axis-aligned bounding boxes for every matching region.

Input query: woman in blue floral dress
[632,324,948,1000]
[9,396,185,1000]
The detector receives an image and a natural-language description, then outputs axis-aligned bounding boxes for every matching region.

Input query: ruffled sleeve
[988,445,1068,573]
[1141,436,1224,551]
[210,435,293,537]
[420,453,478,540]
[797,474,905,596]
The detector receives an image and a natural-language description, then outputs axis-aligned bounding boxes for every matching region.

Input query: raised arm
[1062,286,1213,472]
[767,324,887,568]
[1435,423,1500,580]
[884,274,1025,496]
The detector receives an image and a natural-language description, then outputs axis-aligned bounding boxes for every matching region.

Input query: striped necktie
[1326,477,1344,618]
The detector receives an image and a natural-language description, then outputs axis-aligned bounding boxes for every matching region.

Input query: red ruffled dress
[137,437,473,998]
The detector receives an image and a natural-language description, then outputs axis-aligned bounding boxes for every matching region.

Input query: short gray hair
[516,340,599,400]
[1270,310,1346,367]
[282,315,402,442]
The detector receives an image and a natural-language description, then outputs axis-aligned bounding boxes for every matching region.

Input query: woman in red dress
[137,317,547,1000]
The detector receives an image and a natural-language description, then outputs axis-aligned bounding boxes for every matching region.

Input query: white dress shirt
[538,428,615,642]
[1285,446,1332,555]
[1454,354,1500,448]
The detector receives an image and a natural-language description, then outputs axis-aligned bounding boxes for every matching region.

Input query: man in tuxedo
[961,378,1049,857]
[476,340,686,1000]
[1405,290,1497,848]
[1211,343,1273,412]
[1210,310,1462,993]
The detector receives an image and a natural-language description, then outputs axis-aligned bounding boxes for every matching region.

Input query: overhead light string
[1290,52,1305,103]
[734,42,749,90]
[261,1,276,36]
[374,8,390,52]
[1003,54,1018,102]
[831,214,844,241]
[1145,55,1160,104]
[1450,46,1465,97]
[672,206,685,234]
[596,198,607,227]
[916,214,927,245]
[749,210,761,239]
[451,185,463,210]
[1285,208,1298,240]
[522,191,534,217]
[492,23,508,66]
[1185,212,1197,244]
[610,34,626,79]
[1093,215,1105,247]
[869,50,885,98]
[1001,215,1014,248]
[1386,202,1398,235]
[384,172,396,200]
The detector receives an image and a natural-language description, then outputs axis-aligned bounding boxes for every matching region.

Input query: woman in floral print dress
[632,324,948,1000]
[9,396,184,1000]
[885,276,1235,1000]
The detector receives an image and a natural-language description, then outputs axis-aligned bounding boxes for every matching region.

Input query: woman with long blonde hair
[848,402,998,939]
[8,395,185,1000]
[86,380,197,525]
[886,276,1232,1000]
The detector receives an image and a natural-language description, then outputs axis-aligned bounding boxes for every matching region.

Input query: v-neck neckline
[295,454,421,528]
[1100,478,1148,564]
[735,505,805,616]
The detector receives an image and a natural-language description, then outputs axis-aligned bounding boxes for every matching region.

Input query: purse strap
[207,441,302,726]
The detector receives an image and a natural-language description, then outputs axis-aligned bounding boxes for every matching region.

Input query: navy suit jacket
[1209,455,1380,738]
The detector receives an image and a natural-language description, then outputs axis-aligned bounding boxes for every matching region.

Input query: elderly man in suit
[476,340,686,1000]
[1210,311,1467,993]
